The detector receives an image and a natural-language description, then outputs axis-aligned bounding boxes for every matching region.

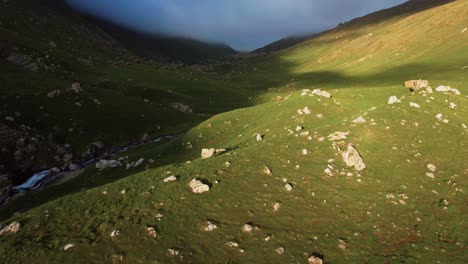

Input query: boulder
[70,82,83,93]
[0,222,20,235]
[388,96,400,105]
[435,86,461,95]
[352,116,366,124]
[328,131,349,141]
[189,179,210,193]
[96,160,120,170]
[63,244,74,251]
[409,102,420,108]
[312,89,332,98]
[204,221,218,231]
[201,148,216,159]
[341,144,366,171]
[163,175,177,182]
[308,256,323,264]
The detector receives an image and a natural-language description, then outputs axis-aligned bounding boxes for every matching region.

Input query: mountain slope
[83,15,237,64]
[0,0,250,189]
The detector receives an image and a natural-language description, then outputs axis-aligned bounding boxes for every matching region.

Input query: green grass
[0,0,467,263]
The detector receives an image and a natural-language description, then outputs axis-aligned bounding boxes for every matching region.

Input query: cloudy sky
[66,0,406,50]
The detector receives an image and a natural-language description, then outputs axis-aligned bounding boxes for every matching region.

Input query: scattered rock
[147,227,157,238]
[302,149,309,155]
[308,255,323,264]
[285,183,294,191]
[0,222,20,235]
[110,230,120,237]
[226,241,239,247]
[171,102,193,113]
[312,89,332,98]
[201,148,216,159]
[168,248,179,256]
[242,223,254,233]
[273,202,281,212]
[341,144,366,171]
[435,86,461,95]
[328,131,349,141]
[296,126,303,131]
[256,134,263,142]
[338,239,348,250]
[427,164,436,172]
[426,172,435,179]
[275,247,285,255]
[449,102,457,109]
[425,87,434,94]
[189,179,210,194]
[47,90,61,98]
[163,176,177,182]
[263,166,272,175]
[96,160,121,170]
[68,163,82,171]
[352,116,366,124]
[63,244,74,251]
[204,221,218,232]
[69,83,83,93]
[409,102,420,108]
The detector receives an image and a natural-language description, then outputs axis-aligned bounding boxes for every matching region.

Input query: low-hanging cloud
[67,0,406,50]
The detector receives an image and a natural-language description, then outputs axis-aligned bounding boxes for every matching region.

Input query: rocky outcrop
[189,179,210,193]
[201,148,216,159]
[341,144,366,171]
[0,222,20,235]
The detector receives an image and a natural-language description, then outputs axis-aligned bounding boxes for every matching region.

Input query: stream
[12,135,179,192]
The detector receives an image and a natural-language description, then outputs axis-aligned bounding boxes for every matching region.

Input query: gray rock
[341,144,366,171]
[0,222,20,235]
[189,179,210,193]
[201,148,216,159]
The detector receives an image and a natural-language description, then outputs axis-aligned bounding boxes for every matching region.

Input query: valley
[0,0,467,263]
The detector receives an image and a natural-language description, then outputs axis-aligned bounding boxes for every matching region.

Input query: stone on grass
[308,255,323,264]
[189,179,210,194]
[256,134,263,142]
[204,221,218,232]
[328,131,349,141]
[273,202,281,212]
[263,166,272,175]
[96,160,120,170]
[341,144,366,171]
[435,86,461,95]
[426,172,435,178]
[110,230,120,237]
[275,247,285,254]
[388,96,401,105]
[285,183,294,191]
[302,107,311,115]
[0,222,20,235]
[147,227,157,238]
[163,176,177,182]
[409,102,420,108]
[427,164,436,172]
[449,102,457,109]
[201,148,216,159]
[64,244,74,251]
[312,89,332,98]
[352,116,366,124]
[242,224,254,233]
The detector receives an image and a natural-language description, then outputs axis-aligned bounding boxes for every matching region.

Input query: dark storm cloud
[66,0,407,50]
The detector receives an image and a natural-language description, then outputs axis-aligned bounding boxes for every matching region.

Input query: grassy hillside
[0,0,467,263]
[0,0,251,182]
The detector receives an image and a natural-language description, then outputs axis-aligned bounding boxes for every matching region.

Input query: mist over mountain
[66,0,406,50]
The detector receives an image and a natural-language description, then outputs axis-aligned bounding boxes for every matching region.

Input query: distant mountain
[82,15,237,64]
[253,34,316,53]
